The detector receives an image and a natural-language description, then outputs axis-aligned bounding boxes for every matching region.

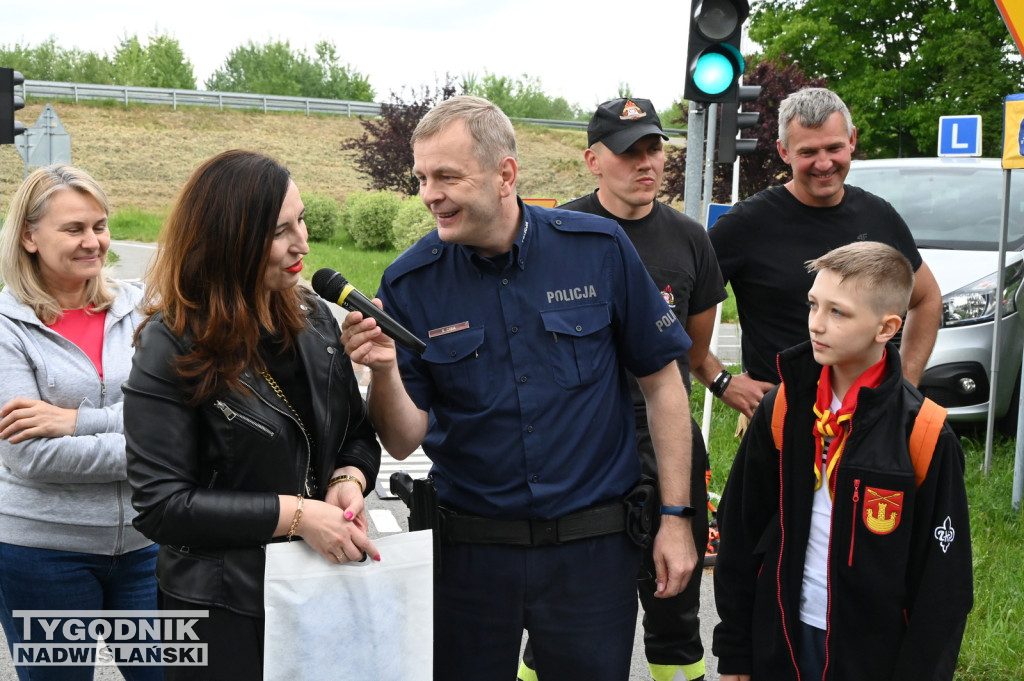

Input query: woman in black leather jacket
[123,150,381,680]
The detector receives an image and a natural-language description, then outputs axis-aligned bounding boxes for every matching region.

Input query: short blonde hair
[411,95,518,170]
[0,164,116,323]
[806,241,914,317]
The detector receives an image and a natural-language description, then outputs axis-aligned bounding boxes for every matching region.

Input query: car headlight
[942,260,1023,327]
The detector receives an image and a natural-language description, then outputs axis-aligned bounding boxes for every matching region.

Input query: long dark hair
[141,149,307,404]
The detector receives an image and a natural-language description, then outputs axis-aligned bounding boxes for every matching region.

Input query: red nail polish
[344,511,353,520]
[373,555,381,562]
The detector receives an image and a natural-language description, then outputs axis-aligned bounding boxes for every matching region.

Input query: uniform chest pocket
[540,303,613,389]
[421,326,492,406]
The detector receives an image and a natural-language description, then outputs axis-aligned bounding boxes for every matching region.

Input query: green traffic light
[692,43,745,97]
[693,53,734,95]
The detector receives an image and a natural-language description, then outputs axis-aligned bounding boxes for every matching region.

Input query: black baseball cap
[587,98,668,154]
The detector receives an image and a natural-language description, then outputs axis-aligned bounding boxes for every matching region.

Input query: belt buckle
[529,518,560,546]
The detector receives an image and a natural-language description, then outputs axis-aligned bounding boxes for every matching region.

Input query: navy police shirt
[376,200,691,519]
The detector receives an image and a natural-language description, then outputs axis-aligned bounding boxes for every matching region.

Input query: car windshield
[846,165,1024,251]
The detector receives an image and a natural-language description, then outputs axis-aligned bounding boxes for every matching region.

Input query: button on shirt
[377,201,691,519]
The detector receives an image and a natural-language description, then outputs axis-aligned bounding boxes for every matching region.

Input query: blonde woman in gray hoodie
[0,165,160,681]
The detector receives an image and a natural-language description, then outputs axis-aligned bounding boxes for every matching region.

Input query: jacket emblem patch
[863,487,903,534]
[934,516,956,553]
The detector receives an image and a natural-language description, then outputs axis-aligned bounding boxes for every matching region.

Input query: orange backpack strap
[908,397,947,488]
[771,385,943,488]
[771,386,787,451]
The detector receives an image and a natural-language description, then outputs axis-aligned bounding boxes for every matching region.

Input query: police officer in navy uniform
[519,97,726,681]
[341,95,699,681]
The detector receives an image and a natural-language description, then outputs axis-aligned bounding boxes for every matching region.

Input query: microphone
[311,268,427,355]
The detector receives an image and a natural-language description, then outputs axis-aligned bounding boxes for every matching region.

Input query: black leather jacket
[124,294,381,616]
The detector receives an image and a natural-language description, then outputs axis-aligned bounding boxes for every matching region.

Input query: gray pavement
[0,241,733,680]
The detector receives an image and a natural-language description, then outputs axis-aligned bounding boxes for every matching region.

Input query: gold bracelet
[327,474,365,494]
[286,495,304,541]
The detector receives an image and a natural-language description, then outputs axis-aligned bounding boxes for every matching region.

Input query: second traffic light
[684,0,749,104]
[718,85,761,164]
[0,67,26,146]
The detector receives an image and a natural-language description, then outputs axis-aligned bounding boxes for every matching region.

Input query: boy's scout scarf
[812,350,888,499]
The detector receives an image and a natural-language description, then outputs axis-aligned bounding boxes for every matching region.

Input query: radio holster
[390,471,443,576]
[623,475,660,549]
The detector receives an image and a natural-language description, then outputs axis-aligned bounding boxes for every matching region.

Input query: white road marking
[369,509,402,533]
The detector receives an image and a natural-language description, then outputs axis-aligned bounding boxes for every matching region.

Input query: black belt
[441,502,626,547]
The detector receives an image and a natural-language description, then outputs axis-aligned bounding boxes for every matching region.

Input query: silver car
[846,157,1023,434]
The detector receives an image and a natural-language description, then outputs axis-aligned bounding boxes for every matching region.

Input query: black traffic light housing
[718,84,761,164]
[1,68,26,145]
[684,0,750,103]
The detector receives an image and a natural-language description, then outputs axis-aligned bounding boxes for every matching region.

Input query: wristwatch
[659,505,698,517]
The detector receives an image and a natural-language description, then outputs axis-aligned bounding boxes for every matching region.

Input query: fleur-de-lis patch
[934,516,956,553]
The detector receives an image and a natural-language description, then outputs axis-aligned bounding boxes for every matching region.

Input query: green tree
[206,39,373,101]
[310,41,374,101]
[749,0,1024,158]
[110,35,149,86]
[142,34,196,89]
[462,71,583,121]
[0,38,112,84]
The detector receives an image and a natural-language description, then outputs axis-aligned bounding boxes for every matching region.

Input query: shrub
[341,190,401,250]
[392,197,436,252]
[301,193,342,242]
[341,76,459,196]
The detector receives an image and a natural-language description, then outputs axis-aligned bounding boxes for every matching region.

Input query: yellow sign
[995,0,1024,55]
[522,198,558,208]
[1002,95,1024,169]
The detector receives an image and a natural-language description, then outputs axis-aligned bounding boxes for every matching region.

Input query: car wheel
[997,369,1021,437]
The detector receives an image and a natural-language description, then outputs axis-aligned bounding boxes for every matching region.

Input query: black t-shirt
[709,184,924,383]
[560,191,727,396]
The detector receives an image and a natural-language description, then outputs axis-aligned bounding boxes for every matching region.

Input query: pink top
[48,307,107,380]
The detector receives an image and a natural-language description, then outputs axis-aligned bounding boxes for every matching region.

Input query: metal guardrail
[19,81,686,136]
[22,81,382,116]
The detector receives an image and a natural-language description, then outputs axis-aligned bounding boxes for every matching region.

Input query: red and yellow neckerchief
[812,350,888,499]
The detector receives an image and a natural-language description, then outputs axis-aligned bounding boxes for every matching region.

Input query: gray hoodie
[0,282,152,555]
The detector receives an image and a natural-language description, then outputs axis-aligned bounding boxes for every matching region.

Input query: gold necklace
[260,369,317,496]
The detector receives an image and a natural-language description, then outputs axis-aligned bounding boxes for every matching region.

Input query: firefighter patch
[661,285,675,308]
[863,487,903,535]
[619,99,647,120]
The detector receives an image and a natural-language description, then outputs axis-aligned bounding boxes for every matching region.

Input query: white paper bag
[264,531,433,681]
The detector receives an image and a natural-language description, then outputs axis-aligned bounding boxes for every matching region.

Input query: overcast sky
[5,0,694,113]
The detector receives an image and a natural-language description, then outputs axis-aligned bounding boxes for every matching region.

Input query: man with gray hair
[699,87,942,426]
[341,95,698,680]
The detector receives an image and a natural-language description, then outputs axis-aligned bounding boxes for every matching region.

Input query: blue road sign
[705,202,731,230]
[938,115,982,157]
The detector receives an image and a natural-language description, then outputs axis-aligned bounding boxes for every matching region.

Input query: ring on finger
[334,552,346,562]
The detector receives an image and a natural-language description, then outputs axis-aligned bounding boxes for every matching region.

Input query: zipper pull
[214,400,237,421]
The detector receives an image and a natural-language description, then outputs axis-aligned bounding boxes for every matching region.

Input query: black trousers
[159,591,265,681]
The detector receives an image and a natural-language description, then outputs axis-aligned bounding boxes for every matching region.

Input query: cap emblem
[619,99,647,121]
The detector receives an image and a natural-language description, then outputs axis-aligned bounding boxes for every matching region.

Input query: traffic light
[684,0,749,104]
[1,68,27,146]
[718,84,762,164]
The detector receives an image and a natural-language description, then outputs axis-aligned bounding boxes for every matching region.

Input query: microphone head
[312,268,347,302]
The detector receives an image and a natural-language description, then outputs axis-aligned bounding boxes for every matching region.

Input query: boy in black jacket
[713,241,972,681]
